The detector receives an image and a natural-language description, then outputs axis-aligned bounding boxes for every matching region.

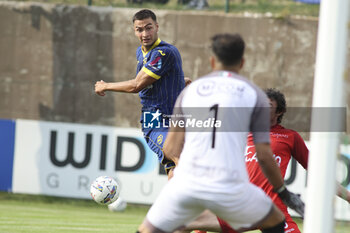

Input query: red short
[283,218,301,233]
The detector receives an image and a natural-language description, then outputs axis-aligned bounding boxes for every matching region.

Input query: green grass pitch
[0,192,147,233]
[0,192,349,232]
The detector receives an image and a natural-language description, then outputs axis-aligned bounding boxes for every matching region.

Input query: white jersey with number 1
[174,70,270,195]
[146,70,272,232]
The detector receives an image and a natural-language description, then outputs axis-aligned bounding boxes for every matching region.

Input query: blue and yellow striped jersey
[136,38,185,122]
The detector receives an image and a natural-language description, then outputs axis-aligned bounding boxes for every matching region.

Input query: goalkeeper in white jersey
[137,33,304,233]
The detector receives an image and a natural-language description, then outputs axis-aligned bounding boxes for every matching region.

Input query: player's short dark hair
[133,9,157,23]
[265,88,286,124]
[211,33,245,66]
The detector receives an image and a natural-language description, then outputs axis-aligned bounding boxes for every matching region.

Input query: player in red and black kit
[215,88,306,233]
[181,88,350,233]
[217,88,350,233]
[243,88,307,233]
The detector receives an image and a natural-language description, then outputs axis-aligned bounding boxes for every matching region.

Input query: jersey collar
[271,124,283,130]
[142,38,161,56]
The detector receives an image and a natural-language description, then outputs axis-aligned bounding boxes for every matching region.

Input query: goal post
[304,1,349,233]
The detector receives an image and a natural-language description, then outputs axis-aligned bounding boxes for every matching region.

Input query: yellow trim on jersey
[158,49,166,56]
[142,38,161,57]
[142,67,161,80]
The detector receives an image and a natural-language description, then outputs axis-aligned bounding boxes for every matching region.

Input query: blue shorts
[143,128,175,173]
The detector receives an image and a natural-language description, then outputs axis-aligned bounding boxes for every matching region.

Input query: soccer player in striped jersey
[95,9,185,177]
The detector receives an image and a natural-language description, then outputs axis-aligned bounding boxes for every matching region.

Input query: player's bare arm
[162,125,185,166]
[337,182,350,203]
[255,143,284,190]
[256,142,305,217]
[95,70,157,96]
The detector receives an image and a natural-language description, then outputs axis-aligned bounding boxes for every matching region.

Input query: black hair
[265,88,286,124]
[211,33,245,66]
[133,9,157,23]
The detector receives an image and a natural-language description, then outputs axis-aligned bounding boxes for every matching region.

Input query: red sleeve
[292,131,309,169]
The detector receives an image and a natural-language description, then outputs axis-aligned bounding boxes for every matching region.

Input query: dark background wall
[0,2,348,131]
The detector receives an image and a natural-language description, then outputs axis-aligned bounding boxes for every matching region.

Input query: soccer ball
[108,196,127,212]
[90,176,120,205]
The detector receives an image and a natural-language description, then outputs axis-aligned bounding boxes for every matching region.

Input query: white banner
[12,119,167,204]
[11,119,350,220]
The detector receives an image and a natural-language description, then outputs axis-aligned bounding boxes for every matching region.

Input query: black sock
[261,220,285,233]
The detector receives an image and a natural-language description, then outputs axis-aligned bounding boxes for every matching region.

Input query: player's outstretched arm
[255,143,284,190]
[255,143,305,217]
[94,70,157,96]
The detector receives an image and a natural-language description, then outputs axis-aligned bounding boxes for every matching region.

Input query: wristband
[275,184,286,194]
